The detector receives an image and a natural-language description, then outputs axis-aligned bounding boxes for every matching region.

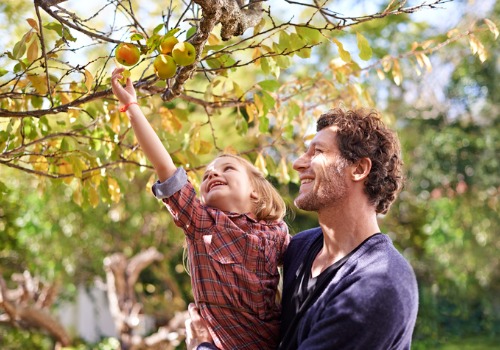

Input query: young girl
[111,67,290,350]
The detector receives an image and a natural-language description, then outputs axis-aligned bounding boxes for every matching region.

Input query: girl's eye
[224,166,235,171]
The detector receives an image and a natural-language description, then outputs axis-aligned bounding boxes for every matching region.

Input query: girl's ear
[250,189,259,201]
[351,157,371,182]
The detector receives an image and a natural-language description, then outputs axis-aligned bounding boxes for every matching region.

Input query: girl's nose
[207,169,220,179]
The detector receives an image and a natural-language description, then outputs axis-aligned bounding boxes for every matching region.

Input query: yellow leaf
[189,130,201,155]
[208,33,221,45]
[60,92,71,105]
[356,32,372,61]
[447,28,460,38]
[27,74,48,95]
[84,69,93,92]
[278,157,290,184]
[245,103,257,123]
[73,185,83,205]
[160,107,183,133]
[420,40,434,50]
[376,68,385,80]
[109,106,121,133]
[222,146,238,155]
[108,177,121,203]
[89,171,102,187]
[252,47,261,63]
[484,18,499,39]
[381,56,392,72]
[27,40,39,63]
[254,94,264,117]
[303,133,315,141]
[415,52,432,72]
[187,171,200,190]
[88,185,99,208]
[27,18,39,33]
[392,60,402,86]
[332,38,351,63]
[31,155,48,173]
[468,34,487,61]
[254,153,268,176]
[198,140,213,155]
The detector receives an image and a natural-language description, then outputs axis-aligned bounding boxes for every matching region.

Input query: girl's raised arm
[111,67,176,182]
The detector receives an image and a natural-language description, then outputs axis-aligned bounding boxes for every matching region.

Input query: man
[186,107,419,350]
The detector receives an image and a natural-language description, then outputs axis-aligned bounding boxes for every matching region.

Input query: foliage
[1,0,498,348]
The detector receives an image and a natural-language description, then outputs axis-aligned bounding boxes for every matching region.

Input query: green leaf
[260,57,270,75]
[130,33,144,41]
[288,101,300,119]
[13,40,27,60]
[0,68,8,78]
[186,26,197,40]
[253,18,266,35]
[259,115,269,133]
[277,30,290,52]
[283,124,294,140]
[235,115,248,135]
[296,26,322,45]
[258,80,280,92]
[289,33,305,51]
[31,95,43,109]
[296,48,311,59]
[357,32,372,61]
[153,23,164,34]
[62,27,77,42]
[44,22,63,37]
[166,27,181,37]
[274,55,292,69]
[261,91,275,113]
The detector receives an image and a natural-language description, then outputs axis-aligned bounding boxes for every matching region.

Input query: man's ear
[351,157,371,182]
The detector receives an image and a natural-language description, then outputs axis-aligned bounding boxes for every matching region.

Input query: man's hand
[185,303,214,350]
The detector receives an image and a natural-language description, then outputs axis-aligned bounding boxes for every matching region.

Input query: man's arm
[185,303,218,350]
[294,271,418,350]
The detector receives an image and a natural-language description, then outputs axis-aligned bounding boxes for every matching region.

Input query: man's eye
[314,149,323,154]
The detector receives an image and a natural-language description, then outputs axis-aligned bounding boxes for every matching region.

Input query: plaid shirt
[152,168,290,350]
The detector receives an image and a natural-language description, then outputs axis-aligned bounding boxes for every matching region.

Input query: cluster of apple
[114,34,196,80]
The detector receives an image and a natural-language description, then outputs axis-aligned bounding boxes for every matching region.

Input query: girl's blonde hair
[216,154,286,221]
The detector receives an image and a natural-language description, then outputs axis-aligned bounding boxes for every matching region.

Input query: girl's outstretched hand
[111,67,137,106]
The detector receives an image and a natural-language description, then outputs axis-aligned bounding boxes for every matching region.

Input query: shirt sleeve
[278,224,291,266]
[151,167,188,199]
[197,342,219,350]
[151,167,213,239]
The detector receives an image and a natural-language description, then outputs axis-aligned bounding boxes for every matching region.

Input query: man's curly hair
[317,107,404,214]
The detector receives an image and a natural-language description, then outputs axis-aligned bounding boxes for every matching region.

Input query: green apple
[160,35,179,55]
[115,43,141,66]
[153,54,177,79]
[172,41,196,66]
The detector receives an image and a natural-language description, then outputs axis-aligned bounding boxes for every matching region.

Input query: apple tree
[0,0,498,348]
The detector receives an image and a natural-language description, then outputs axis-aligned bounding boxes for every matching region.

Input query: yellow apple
[153,54,177,79]
[160,35,179,55]
[115,43,141,66]
[172,42,196,66]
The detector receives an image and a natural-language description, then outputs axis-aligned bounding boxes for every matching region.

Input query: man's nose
[293,153,309,171]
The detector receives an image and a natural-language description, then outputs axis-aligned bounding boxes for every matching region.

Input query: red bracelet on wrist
[120,101,138,112]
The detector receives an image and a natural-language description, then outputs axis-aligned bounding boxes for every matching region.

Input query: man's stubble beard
[294,160,349,212]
